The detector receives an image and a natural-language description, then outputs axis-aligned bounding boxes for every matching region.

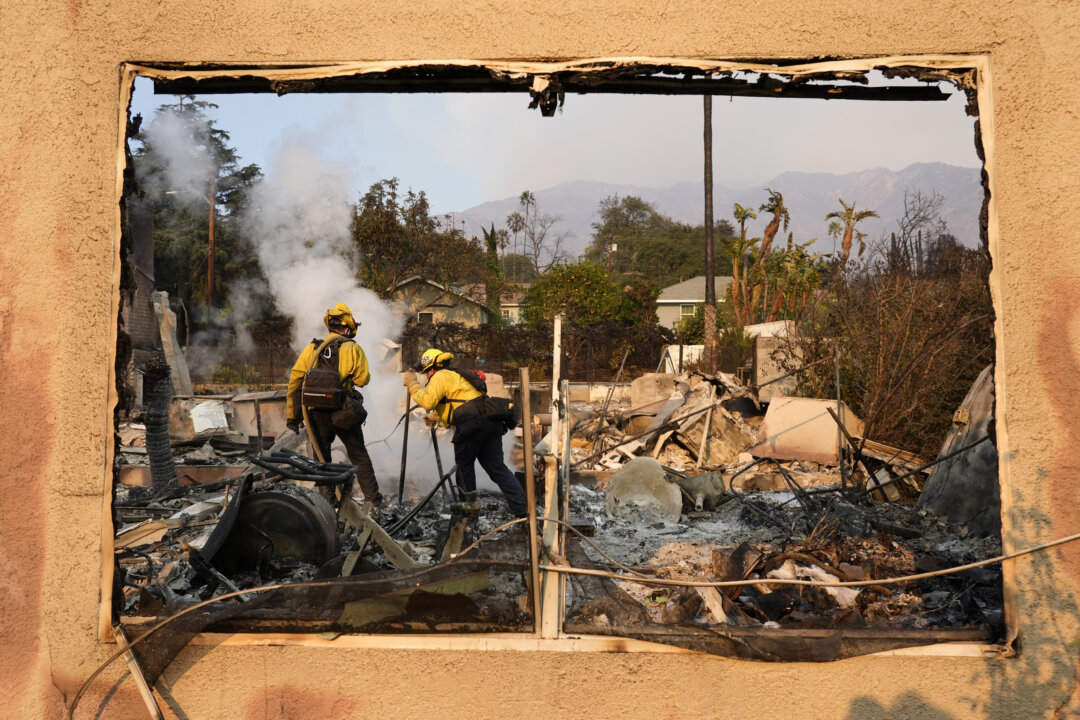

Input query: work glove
[402,371,418,388]
[286,418,303,433]
[424,412,440,429]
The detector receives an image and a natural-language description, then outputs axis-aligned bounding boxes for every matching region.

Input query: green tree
[520,261,626,327]
[585,195,673,274]
[132,98,265,329]
[748,189,790,317]
[825,198,879,271]
[352,178,485,299]
[723,202,759,325]
[616,278,660,327]
[586,194,734,285]
[500,253,538,283]
[482,223,505,326]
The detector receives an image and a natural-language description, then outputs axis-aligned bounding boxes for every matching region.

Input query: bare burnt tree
[784,245,993,459]
[887,189,950,276]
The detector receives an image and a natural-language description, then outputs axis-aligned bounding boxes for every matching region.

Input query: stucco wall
[3,2,1080,718]
[393,283,489,326]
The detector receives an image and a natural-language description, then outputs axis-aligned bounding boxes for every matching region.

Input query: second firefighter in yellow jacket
[402,348,527,517]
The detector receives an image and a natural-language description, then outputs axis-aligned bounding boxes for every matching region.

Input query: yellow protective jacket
[407,368,482,428]
[286,333,370,420]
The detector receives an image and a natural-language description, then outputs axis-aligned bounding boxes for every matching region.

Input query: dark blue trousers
[453,418,528,517]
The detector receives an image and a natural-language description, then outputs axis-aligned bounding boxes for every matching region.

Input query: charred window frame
[107,56,1010,661]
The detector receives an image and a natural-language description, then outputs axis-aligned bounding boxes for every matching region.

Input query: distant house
[499,285,530,325]
[656,275,733,329]
[390,276,491,327]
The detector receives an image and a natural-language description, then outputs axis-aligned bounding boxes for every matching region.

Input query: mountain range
[456,162,983,259]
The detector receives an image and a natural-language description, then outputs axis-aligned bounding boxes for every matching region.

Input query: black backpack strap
[446,366,488,394]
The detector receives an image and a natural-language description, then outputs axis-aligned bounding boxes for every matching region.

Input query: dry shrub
[787,246,993,459]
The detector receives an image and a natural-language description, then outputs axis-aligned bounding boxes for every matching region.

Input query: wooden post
[519,367,541,634]
[550,314,562,459]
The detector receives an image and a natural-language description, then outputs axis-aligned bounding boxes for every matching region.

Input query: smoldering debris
[112,363,1004,663]
[547,367,1003,641]
[565,479,1001,633]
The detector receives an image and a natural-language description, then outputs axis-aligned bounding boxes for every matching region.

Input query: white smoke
[138,103,517,500]
[239,144,514,498]
[137,107,217,206]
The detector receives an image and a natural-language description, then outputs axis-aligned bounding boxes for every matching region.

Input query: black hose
[386,464,458,537]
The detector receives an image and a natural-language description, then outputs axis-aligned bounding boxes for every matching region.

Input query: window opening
[112,59,1001,665]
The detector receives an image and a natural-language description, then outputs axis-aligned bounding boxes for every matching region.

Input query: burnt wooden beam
[152,71,948,102]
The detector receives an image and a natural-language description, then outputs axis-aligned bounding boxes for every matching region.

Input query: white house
[656,275,734,329]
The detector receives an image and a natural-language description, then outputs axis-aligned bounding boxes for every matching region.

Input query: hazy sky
[129,74,980,215]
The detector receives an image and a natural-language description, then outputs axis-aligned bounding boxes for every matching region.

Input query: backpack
[445,367,518,432]
[301,336,348,410]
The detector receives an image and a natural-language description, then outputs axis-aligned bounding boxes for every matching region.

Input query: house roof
[657,275,733,303]
[392,276,489,309]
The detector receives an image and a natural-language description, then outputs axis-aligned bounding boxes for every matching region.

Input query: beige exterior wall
[657,302,698,329]
[392,282,489,326]
[3,2,1080,718]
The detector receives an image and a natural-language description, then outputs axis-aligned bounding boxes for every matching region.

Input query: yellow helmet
[323,302,358,336]
[416,348,454,372]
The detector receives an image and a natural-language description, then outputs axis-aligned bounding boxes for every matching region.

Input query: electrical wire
[74,512,1080,718]
[68,563,468,719]
[539,528,1080,590]
[449,517,529,559]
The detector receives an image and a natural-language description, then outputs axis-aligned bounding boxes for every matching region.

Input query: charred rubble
[112,360,1002,663]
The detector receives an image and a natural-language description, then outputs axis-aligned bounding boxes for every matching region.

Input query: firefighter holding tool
[286,303,383,505]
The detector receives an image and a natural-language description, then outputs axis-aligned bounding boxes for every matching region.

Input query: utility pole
[703,94,717,374]
[166,176,215,327]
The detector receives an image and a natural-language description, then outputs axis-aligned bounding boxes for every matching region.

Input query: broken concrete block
[630,373,677,409]
[917,364,1000,535]
[605,457,682,523]
[750,398,863,465]
[485,372,508,399]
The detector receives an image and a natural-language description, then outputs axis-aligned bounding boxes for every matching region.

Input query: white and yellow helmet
[415,348,454,372]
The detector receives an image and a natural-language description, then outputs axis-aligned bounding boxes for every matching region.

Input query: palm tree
[750,189,790,321]
[826,198,878,270]
[506,210,525,282]
[828,220,842,256]
[726,203,758,325]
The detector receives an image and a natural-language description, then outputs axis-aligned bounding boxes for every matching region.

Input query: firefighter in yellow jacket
[286,303,383,505]
[402,348,527,517]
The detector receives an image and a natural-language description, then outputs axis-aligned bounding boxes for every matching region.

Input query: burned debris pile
[112,360,1003,663]
[114,392,533,637]
[546,367,1002,649]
